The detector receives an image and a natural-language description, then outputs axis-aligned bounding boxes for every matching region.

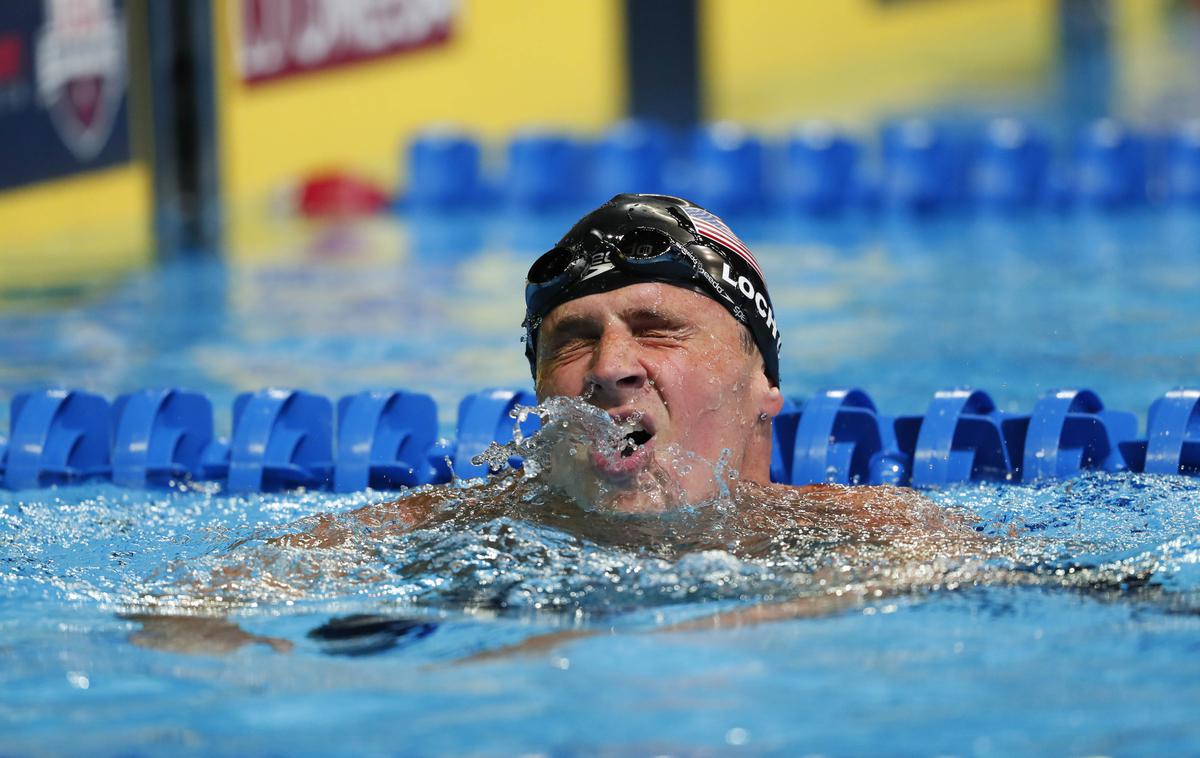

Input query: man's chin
[539,448,683,514]
[603,487,676,515]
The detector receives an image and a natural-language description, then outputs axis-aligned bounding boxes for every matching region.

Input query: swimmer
[128,195,986,654]
[278,194,953,544]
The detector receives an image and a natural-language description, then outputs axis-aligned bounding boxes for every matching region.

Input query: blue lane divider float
[451,388,540,479]
[400,117,1200,219]
[968,118,1051,211]
[1166,121,1200,205]
[334,390,439,492]
[591,120,671,200]
[111,389,213,487]
[880,119,963,213]
[690,122,768,215]
[897,389,1029,488]
[404,129,485,211]
[770,397,800,484]
[4,385,1200,492]
[1022,389,1136,481]
[1127,388,1200,476]
[783,125,862,215]
[4,390,112,490]
[787,388,887,486]
[204,389,335,493]
[505,131,590,212]
[1073,118,1149,209]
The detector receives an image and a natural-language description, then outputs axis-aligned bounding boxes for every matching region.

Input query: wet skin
[533,282,784,512]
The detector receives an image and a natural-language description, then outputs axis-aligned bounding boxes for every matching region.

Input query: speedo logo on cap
[578,249,614,282]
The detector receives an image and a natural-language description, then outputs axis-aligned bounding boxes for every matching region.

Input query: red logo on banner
[34,0,126,161]
[238,0,456,84]
[0,35,23,82]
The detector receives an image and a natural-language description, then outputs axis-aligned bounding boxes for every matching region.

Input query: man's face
[534,282,783,512]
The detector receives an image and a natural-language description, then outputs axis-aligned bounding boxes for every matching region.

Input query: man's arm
[126,487,457,655]
[270,487,452,549]
[741,482,984,547]
[125,614,294,655]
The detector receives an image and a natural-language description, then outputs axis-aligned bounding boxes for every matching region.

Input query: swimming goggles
[524,226,733,320]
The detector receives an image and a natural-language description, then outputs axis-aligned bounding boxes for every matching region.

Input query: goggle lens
[526,246,580,285]
[618,228,675,260]
[525,229,706,317]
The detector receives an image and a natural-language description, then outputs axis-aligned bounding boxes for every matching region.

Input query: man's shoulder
[740,480,971,541]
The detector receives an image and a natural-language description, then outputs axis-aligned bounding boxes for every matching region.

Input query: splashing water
[468,395,699,513]
[468,397,746,515]
[3,407,1200,659]
[470,396,645,480]
[9,393,1187,625]
[90,467,1199,626]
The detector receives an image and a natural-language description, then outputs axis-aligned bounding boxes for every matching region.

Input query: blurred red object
[297,172,390,218]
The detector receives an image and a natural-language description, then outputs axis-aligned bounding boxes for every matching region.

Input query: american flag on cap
[681,206,764,281]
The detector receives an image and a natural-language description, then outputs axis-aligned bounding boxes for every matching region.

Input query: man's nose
[586,330,647,400]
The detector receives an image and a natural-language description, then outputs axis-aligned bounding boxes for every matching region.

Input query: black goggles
[524,227,732,320]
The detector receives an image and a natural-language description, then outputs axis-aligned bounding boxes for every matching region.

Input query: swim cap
[522,194,781,385]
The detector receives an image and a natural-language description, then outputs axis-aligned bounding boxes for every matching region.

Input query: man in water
[130,195,1160,658]
[281,194,955,549]
[129,195,975,654]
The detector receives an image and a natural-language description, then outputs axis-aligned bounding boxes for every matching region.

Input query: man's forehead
[540,283,729,329]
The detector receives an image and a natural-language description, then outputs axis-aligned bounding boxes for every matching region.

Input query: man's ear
[760,383,784,419]
[751,365,784,420]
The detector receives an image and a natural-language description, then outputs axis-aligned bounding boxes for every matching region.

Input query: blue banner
[0,0,131,191]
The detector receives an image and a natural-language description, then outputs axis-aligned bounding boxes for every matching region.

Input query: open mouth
[592,417,655,479]
[621,428,653,457]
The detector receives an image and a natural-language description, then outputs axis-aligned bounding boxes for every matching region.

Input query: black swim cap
[522,194,781,385]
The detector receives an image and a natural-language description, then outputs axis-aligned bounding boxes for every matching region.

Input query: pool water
[2,208,1200,755]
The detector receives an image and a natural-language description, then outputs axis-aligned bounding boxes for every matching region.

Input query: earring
[758,411,770,422]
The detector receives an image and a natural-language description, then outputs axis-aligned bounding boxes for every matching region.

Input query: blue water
[2,209,1200,755]
[5,209,1199,425]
